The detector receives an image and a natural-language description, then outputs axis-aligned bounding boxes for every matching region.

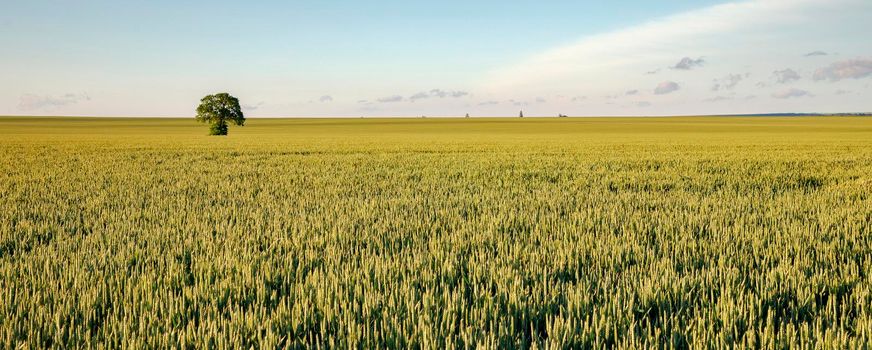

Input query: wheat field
[1,116,871,348]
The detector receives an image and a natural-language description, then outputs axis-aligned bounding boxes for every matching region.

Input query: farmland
[1,116,871,348]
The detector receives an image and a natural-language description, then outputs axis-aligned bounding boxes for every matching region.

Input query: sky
[1,0,871,117]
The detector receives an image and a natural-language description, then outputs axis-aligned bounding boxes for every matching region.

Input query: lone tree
[519,110,524,118]
[195,93,245,135]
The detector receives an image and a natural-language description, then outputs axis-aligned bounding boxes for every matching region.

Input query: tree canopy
[195,93,245,135]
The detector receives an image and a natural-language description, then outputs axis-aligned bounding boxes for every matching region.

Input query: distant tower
[519,110,524,118]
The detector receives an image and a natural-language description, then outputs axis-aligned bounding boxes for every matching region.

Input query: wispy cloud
[377,95,404,103]
[18,93,90,111]
[409,92,430,102]
[804,51,828,57]
[712,73,743,91]
[319,95,333,103]
[812,59,872,81]
[481,0,863,100]
[705,95,734,102]
[242,101,265,111]
[772,88,811,99]
[654,81,680,95]
[625,89,639,95]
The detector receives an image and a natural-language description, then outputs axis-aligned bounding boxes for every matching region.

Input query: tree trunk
[209,120,229,135]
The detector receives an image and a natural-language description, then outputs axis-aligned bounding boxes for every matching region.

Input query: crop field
[1,116,871,348]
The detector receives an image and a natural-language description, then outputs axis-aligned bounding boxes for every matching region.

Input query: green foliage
[1,116,872,348]
[209,120,228,135]
[195,93,245,136]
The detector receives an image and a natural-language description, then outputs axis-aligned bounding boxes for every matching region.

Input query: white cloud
[407,89,469,102]
[409,92,430,102]
[672,57,705,70]
[772,69,801,84]
[319,95,333,103]
[476,0,870,115]
[654,81,680,95]
[482,0,854,93]
[813,59,872,81]
[712,73,743,91]
[428,89,469,98]
[428,89,449,98]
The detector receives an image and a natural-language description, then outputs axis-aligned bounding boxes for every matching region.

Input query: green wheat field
[2,116,871,348]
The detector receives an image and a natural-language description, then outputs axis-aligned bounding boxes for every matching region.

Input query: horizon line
[1,113,871,119]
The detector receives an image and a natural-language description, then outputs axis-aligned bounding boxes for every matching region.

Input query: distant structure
[558,114,568,118]
[519,111,524,118]
[465,113,470,118]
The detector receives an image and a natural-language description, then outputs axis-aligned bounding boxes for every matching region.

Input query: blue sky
[1,0,870,117]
